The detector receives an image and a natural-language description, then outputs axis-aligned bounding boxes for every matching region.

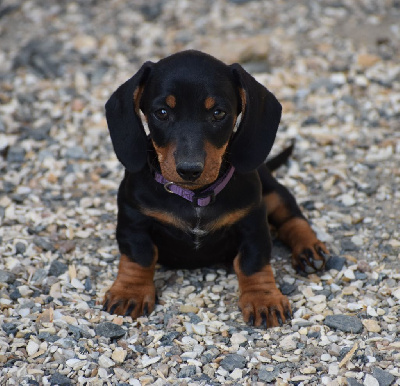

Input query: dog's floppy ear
[105,62,154,173]
[229,63,282,173]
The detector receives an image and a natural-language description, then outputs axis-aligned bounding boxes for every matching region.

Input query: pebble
[324,315,363,334]
[362,320,381,333]
[94,322,126,339]
[112,347,127,363]
[26,340,40,356]
[372,367,395,386]
[98,355,115,368]
[220,354,247,371]
[364,374,379,386]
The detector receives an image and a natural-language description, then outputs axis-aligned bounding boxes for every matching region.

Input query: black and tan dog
[103,50,329,328]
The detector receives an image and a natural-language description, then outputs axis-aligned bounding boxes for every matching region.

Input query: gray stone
[220,354,247,371]
[178,365,197,378]
[7,146,25,163]
[2,322,18,336]
[48,260,68,277]
[49,372,72,386]
[324,315,363,333]
[325,256,346,271]
[34,237,55,252]
[0,270,16,284]
[373,367,395,386]
[258,367,279,382]
[94,322,126,339]
[347,378,363,386]
[65,146,86,160]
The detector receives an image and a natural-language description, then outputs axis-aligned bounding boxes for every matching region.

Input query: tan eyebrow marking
[204,96,216,110]
[166,95,176,108]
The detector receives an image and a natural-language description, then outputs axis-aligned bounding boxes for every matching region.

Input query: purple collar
[154,166,235,207]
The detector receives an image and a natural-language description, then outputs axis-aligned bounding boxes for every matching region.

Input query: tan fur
[204,96,216,110]
[166,95,176,108]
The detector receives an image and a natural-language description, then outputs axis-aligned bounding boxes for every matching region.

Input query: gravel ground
[1,0,400,385]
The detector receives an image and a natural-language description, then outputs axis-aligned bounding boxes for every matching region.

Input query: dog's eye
[154,109,169,121]
[213,109,226,121]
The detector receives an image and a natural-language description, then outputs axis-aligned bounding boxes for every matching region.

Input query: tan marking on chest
[141,208,189,231]
[207,206,252,232]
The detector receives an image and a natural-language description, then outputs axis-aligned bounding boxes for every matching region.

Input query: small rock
[324,315,363,333]
[26,340,40,356]
[344,269,356,281]
[98,355,115,368]
[362,320,381,333]
[231,333,248,345]
[179,305,199,313]
[372,367,395,386]
[279,333,299,351]
[2,323,17,336]
[94,322,126,339]
[364,374,379,386]
[357,53,380,68]
[111,347,128,363]
[34,237,55,252]
[49,372,72,386]
[0,270,16,284]
[65,146,86,160]
[258,367,279,383]
[337,192,356,209]
[391,288,400,300]
[220,354,247,371]
[325,256,346,271]
[7,146,25,163]
[178,365,197,378]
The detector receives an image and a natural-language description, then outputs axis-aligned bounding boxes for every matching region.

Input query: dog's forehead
[147,52,237,98]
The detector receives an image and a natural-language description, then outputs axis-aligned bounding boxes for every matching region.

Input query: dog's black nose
[176,162,204,181]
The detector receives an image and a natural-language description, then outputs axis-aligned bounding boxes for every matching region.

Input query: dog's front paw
[239,290,292,328]
[291,240,329,274]
[103,282,156,319]
[102,254,157,319]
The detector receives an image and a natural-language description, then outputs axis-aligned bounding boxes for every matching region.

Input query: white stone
[192,324,206,336]
[279,333,299,351]
[364,374,379,386]
[231,333,248,345]
[71,278,85,290]
[392,288,400,300]
[340,194,356,207]
[309,295,327,304]
[321,354,331,362]
[230,368,243,380]
[98,355,115,368]
[26,341,40,356]
[351,235,364,247]
[344,269,356,280]
[205,273,217,281]
[141,355,161,367]
[328,364,339,376]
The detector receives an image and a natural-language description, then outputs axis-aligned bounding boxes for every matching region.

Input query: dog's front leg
[234,207,292,328]
[103,198,157,319]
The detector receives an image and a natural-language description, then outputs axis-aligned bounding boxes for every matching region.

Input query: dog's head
[106,50,282,187]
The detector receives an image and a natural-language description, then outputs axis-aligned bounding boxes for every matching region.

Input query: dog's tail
[265,139,295,171]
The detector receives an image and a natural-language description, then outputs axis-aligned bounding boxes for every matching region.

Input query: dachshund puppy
[103,50,329,328]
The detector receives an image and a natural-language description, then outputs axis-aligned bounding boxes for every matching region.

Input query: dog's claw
[124,302,136,316]
[276,310,284,326]
[248,313,255,326]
